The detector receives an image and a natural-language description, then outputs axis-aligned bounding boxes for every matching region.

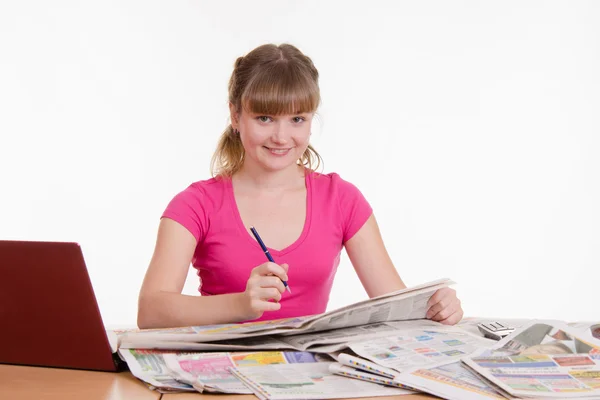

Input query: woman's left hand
[426,287,463,325]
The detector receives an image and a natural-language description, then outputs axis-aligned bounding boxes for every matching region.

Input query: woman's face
[233,107,313,173]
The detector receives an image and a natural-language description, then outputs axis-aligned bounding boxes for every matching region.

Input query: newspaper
[390,320,600,400]
[120,348,322,394]
[345,321,492,374]
[336,350,399,378]
[162,351,319,394]
[229,362,415,399]
[118,278,453,349]
[462,320,600,398]
[344,323,506,400]
[118,349,195,393]
[394,360,507,400]
[121,335,298,352]
[328,363,414,389]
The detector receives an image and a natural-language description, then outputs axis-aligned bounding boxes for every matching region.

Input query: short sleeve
[161,184,208,242]
[334,175,373,243]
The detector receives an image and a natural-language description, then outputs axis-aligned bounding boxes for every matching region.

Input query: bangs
[241,63,320,115]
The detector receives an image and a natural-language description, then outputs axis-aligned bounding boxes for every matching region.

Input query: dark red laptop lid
[0,240,117,371]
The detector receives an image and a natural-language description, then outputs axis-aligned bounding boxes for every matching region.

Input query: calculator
[477,321,515,340]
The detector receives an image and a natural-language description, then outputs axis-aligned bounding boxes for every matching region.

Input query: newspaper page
[462,320,600,398]
[118,278,453,348]
[127,319,450,356]
[118,349,195,393]
[162,351,319,394]
[395,360,507,400]
[336,351,399,378]
[346,322,492,373]
[117,316,310,346]
[229,362,414,400]
[121,335,297,351]
[296,280,453,333]
[275,321,408,351]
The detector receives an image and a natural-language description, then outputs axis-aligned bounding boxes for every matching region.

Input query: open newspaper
[118,278,453,351]
[462,320,600,399]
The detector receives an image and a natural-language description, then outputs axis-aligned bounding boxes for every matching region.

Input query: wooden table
[0,364,159,400]
[163,394,437,399]
[0,364,437,399]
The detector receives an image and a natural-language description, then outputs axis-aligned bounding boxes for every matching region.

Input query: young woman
[138,43,463,329]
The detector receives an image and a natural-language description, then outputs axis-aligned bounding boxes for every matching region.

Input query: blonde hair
[211,43,323,177]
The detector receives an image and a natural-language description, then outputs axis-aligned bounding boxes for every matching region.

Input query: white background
[1,1,598,328]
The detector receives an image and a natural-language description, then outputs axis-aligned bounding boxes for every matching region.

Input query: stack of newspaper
[114,279,454,393]
[115,278,455,396]
[115,278,600,399]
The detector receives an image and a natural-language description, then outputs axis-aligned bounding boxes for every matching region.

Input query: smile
[264,147,291,155]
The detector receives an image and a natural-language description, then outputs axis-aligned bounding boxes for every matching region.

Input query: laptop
[0,240,124,371]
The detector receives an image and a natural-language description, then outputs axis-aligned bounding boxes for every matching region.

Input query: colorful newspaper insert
[464,354,600,398]
[167,352,249,393]
[230,362,413,400]
[163,351,319,394]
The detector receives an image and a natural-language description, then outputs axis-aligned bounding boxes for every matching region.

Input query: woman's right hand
[242,262,289,320]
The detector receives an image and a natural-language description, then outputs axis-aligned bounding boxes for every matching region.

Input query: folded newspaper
[117,278,453,352]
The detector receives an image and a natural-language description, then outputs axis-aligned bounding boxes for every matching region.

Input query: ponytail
[210,125,245,177]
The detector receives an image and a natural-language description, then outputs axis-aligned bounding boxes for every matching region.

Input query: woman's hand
[242,262,289,320]
[426,287,463,325]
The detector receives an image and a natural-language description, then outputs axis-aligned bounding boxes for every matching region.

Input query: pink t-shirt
[161,171,372,322]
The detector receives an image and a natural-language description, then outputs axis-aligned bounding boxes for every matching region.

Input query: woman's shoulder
[170,176,229,209]
[186,176,226,193]
[309,170,360,192]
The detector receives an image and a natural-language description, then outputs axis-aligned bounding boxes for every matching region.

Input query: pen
[249,226,291,293]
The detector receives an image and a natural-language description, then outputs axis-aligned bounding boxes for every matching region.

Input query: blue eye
[257,116,272,123]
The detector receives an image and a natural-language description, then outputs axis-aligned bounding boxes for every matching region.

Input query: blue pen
[249,226,291,293]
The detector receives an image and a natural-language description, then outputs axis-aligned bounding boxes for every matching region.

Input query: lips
[265,147,291,155]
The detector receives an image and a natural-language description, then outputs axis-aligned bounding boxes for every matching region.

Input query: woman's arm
[137,218,288,328]
[345,214,463,325]
[344,214,406,297]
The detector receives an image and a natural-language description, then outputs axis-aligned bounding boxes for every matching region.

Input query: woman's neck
[234,163,305,192]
